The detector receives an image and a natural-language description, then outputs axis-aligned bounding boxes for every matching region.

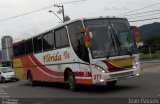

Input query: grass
[140,53,160,60]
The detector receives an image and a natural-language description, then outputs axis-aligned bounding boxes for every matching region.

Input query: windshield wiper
[114,32,121,48]
[112,30,133,57]
[106,30,116,59]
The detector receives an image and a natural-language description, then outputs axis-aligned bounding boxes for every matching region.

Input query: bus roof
[13,16,127,44]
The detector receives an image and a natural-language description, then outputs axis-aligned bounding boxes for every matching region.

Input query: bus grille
[110,71,133,78]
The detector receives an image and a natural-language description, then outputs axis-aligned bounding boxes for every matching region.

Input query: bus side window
[13,45,19,57]
[19,42,25,56]
[33,35,42,53]
[25,39,33,54]
[13,41,27,57]
[43,32,54,51]
[67,21,89,63]
[55,27,69,48]
[77,34,89,62]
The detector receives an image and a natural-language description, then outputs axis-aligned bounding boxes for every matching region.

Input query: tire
[1,77,5,83]
[28,72,35,86]
[107,81,117,87]
[16,78,19,81]
[68,71,76,91]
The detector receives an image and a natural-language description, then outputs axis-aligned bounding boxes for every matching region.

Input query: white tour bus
[13,17,141,91]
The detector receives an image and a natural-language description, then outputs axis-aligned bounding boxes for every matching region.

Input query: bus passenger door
[77,34,91,84]
[67,21,90,84]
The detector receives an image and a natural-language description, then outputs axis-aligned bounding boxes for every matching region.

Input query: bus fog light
[95,65,107,73]
[100,79,105,82]
[136,73,140,76]
[132,60,139,69]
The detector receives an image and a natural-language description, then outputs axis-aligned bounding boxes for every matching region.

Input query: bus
[13,17,141,91]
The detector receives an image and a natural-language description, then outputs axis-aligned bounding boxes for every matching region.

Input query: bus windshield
[84,18,138,59]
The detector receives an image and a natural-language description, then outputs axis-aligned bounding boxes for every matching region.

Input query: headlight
[95,65,107,73]
[132,59,139,69]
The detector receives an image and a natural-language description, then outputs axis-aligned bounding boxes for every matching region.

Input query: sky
[0,0,160,49]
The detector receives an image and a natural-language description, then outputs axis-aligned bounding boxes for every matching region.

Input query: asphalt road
[0,62,160,103]
[0,73,159,98]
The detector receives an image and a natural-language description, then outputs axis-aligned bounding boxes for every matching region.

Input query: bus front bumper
[93,67,141,85]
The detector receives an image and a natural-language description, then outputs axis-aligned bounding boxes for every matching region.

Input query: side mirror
[134,31,140,43]
[130,26,140,43]
[80,28,89,33]
[83,35,91,48]
[80,28,91,48]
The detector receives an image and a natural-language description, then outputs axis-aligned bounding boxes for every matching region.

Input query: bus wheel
[68,71,76,91]
[106,81,117,87]
[16,78,19,81]
[28,72,35,86]
[1,77,5,83]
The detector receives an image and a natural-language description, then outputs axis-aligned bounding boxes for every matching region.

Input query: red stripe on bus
[102,60,129,72]
[29,55,92,78]
[30,55,64,76]
[74,72,92,77]
[76,79,92,84]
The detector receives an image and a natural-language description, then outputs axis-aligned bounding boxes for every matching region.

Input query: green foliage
[140,53,160,59]
[138,36,160,54]
[138,45,148,54]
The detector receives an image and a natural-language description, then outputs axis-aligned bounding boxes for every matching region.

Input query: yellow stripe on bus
[13,59,25,79]
[108,57,134,68]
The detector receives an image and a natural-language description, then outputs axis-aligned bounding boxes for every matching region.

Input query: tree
[138,36,160,53]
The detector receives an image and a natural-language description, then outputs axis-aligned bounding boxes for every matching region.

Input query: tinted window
[33,35,42,53]
[61,28,69,47]
[55,27,69,48]
[68,21,83,52]
[110,19,138,55]
[19,42,25,56]
[25,39,33,54]
[68,21,89,62]
[43,32,54,51]
[55,30,61,48]
[13,41,26,57]
[13,45,19,57]
[84,19,118,58]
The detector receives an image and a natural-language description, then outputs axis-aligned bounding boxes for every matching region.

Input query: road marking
[0,86,10,98]
[0,85,8,88]
[0,90,5,93]
[0,92,7,95]
[0,95,10,98]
